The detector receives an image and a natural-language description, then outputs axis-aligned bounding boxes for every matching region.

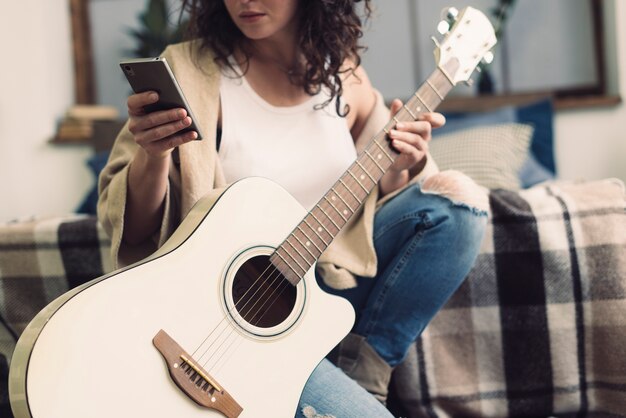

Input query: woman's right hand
[127,91,198,159]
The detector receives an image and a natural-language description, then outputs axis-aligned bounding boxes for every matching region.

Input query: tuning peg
[437,6,459,35]
[440,7,459,23]
[482,51,495,65]
[437,20,450,35]
[464,79,475,87]
[430,35,441,48]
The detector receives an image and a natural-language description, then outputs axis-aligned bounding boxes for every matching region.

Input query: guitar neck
[271,67,455,285]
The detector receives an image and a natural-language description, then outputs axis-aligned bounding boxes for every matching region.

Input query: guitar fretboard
[270,67,455,285]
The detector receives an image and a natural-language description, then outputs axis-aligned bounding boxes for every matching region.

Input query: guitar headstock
[433,6,497,86]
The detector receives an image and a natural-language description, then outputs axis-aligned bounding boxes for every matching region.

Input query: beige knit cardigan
[97,41,438,289]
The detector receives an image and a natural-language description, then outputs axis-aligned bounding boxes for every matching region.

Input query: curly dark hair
[179,0,372,116]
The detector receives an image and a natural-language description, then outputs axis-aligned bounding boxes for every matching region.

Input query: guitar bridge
[153,329,243,417]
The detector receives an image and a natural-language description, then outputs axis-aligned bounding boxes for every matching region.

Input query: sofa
[1,99,625,417]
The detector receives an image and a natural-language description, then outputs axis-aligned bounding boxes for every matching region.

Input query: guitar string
[197,174,367,370]
[205,266,290,373]
[210,270,297,376]
[196,264,285,366]
[194,175,371,370]
[191,257,286,360]
[189,186,351,362]
[190,214,332,364]
[192,171,363,365]
[190,196,341,367]
[197,225,329,369]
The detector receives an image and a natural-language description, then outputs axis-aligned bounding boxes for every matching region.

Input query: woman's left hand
[387,99,446,173]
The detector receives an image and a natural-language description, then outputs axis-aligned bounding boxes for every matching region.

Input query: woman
[98,0,488,416]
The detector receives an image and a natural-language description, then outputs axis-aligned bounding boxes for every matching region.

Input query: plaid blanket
[389,178,626,418]
[0,215,112,417]
[0,179,624,418]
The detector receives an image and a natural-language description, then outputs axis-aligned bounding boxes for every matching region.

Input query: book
[65,105,119,121]
[55,118,94,142]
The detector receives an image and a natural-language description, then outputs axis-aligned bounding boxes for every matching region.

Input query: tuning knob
[481,51,495,65]
[437,20,450,35]
[437,7,459,35]
[441,6,459,22]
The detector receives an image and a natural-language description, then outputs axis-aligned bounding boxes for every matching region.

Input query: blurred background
[0,0,625,223]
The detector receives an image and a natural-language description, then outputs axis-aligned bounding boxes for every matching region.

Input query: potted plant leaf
[128,0,188,58]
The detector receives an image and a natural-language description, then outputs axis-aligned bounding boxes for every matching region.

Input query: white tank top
[218,67,357,211]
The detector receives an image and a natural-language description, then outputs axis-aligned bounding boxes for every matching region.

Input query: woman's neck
[245,36,300,76]
[234,42,311,107]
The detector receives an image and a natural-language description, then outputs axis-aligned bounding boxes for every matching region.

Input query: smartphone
[120,57,202,140]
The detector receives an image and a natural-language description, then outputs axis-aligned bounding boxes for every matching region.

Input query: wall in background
[0,0,624,223]
[555,0,626,185]
[0,0,92,223]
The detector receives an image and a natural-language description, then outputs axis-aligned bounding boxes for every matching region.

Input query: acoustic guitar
[9,7,496,418]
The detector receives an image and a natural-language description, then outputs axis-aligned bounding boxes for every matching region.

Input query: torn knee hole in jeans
[302,405,336,418]
[421,170,489,213]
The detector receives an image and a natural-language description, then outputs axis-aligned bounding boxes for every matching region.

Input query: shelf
[553,94,622,110]
[49,120,125,152]
[437,93,622,113]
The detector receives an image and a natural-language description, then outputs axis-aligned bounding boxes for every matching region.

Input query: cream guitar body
[10,178,355,418]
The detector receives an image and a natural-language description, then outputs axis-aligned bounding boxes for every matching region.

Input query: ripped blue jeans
[296,175,488,417]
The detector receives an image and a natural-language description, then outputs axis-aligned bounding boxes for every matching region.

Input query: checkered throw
[0,179,624,418]
[389,178,626,418]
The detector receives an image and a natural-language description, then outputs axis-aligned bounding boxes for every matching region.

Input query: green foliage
[127,0,188,58]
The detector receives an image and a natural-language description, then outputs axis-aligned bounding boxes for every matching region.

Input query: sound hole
[231,255,297,328]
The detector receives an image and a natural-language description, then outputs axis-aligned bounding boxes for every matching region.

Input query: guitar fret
[439,67,455,85]
[347,170,370,193]
[364,150,385,172]
[355,161,376,183]
[276,250,304,276]
[426,79,444,100]
[403,104,417,119]
[331,187,355,212]
[339,178,361,202]
[316,205,341,230]
[285,239,311,268]
[323,196,348,222]
[393,116,401,125]
[279,246,306,273]
[291,231,317,258]
[310,212,334,236]
[303,219,329,246]
[414,92,432,112]
[297,225,323,254]
[373,140,394,162]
